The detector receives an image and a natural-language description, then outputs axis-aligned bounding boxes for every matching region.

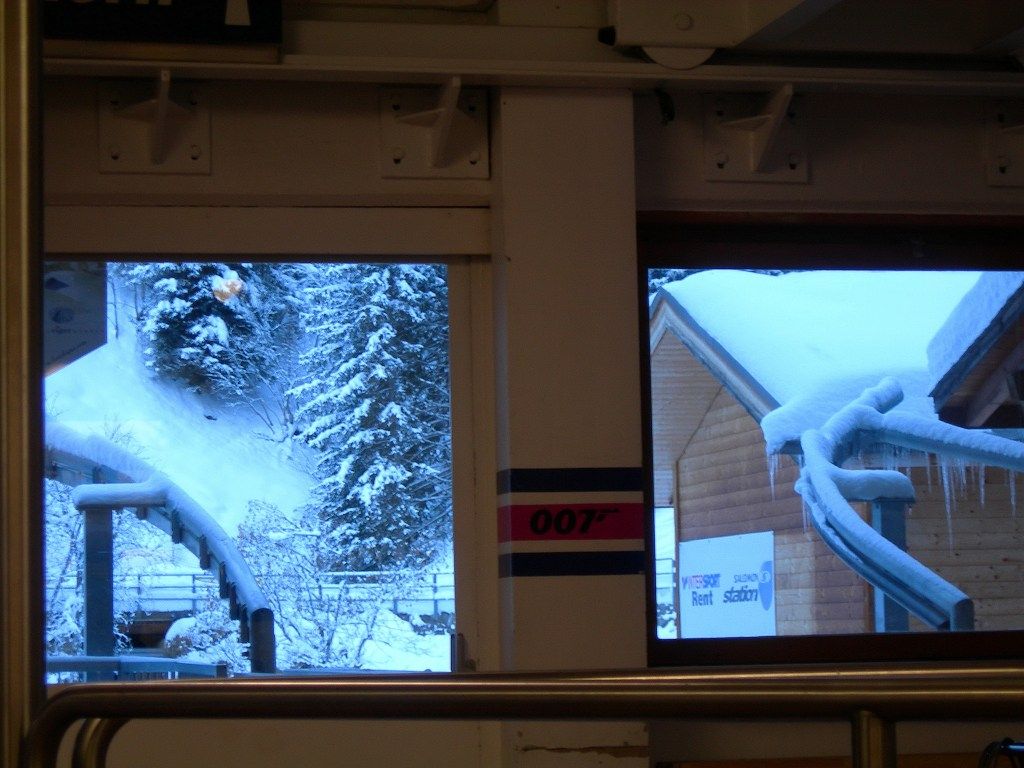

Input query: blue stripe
[497,467,642,495]
[499,551,645,578]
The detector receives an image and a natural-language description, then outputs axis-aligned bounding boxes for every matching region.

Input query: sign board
[43,1,282,62]
[43,262,107,375]
[678,531,775,639]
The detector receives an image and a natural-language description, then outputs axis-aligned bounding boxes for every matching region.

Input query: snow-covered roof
[927,271,1024,406]
[652,270,982,453]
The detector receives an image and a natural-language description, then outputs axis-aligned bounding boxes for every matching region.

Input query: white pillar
[491,87,647,767]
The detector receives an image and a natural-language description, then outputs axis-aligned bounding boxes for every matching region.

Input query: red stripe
[498,503,643,542]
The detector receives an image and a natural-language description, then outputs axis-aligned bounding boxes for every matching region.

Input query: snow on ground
[358,614,452,672]
[45,327,313,535]
[658,270,983,452]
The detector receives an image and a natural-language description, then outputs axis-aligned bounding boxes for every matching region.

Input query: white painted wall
[636,90,1024,215]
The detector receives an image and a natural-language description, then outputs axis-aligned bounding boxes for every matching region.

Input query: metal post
[249,607,277,673]
[83,473,115,680]
[1,4,42,765]
[83,506,114,658]
[871,500,910,632]
[851,710,896,768]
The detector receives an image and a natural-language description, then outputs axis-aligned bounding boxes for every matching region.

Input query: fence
[320,571,455,618]
[47,570,457,619]
[46,654,227,683]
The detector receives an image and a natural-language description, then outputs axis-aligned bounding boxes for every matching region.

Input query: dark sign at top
[43,0,282,48]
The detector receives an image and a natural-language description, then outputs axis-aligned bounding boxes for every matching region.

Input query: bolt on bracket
[986,100,1024,187]
[98,69,210,175]
[702,84,809,183]
[380,77,489,180]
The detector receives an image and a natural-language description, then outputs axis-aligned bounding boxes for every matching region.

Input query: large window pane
[648,267,1024,646]
[43,261,454,680]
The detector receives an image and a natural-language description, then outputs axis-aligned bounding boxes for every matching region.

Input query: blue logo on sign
[758,560,773,610]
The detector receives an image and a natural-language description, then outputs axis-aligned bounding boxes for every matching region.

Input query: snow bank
[46,420,153,481]
[45,328,313,533]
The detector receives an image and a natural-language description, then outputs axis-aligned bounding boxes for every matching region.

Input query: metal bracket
[986,100,1024,187]
[702,85,809,183]
[380,77,489,179]
[98,69,210,175]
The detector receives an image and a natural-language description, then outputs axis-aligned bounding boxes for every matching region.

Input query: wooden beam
[963,337,1024,427]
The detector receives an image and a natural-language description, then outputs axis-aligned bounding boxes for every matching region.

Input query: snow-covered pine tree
[647,267,693,297]
[230,263,309,441]
[648,268,794,299]
[292,263,451,573]
[123,263,307,439]
[125,262,257,395]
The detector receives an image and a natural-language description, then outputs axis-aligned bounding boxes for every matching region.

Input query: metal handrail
[45,423,276,672]
[24,662,1024,768]
[797,377,1024,631]
[70,475,275,665]
[71,718,125,768]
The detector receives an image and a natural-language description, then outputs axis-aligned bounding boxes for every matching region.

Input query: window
[43,259,456,680]
[642,224,1024,666]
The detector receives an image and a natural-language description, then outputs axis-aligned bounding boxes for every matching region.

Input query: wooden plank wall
[906,464,1024,631]
[655,332,1024,636]
[651,333,729,506]
[676,387,868,636]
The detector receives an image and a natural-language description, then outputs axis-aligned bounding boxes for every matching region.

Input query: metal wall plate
[702,91,809,183]
[380,84,489,180]
[986,100,1024,187]
[98,79,211,175]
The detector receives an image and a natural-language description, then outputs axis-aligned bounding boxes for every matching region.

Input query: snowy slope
[45,326,314,534]
[44,282,453,672]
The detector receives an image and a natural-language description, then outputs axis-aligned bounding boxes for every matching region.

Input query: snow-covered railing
[796,377,1024,631]
[45,423,276,673]
[47,655,228,681]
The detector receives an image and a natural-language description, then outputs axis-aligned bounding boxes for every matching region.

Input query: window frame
[37,205,493,681]
[639,216,1024,667]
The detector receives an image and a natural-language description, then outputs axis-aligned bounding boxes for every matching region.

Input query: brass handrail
[24,663,1024,768]
[71,718,125,768]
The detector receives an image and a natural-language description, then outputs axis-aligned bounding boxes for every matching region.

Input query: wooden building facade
[651,272,1024,639]
[651,329,869,638]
